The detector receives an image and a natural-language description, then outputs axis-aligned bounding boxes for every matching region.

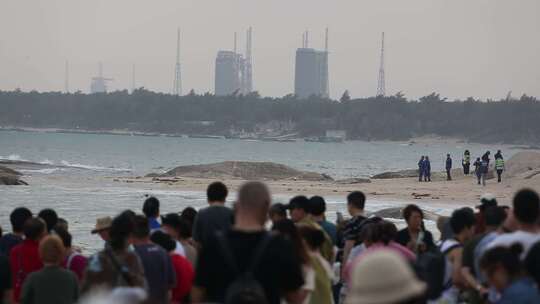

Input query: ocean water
[0,130,520,253]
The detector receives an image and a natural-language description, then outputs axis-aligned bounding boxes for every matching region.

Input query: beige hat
[345,249,426,304]
[91,216,112,234]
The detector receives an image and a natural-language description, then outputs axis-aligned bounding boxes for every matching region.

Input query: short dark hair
[54,226,72,248]
[450,207,476,234]
[402,204,424,222]
[10,207,32,232]
[347,191,366,210]
[180,207,197,227]
[298,225,325,250]
[269,203,287,218]
[513,189,540,224]
[484,206,507,227]
[150,230,176,252]
[309,196,326,216]
[23,217,46,240]
[288,196,310,212]
[481,245,523,277]
[110,211,135,251]
[207,182,228,202]
[177,218,192,239]
[38,209,58,233]
[132,215,150,239]
[142,197,160,218]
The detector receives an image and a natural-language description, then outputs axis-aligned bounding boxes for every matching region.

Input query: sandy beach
[112,172,540,208]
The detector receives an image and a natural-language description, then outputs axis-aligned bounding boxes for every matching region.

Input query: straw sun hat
[345,249,426,304]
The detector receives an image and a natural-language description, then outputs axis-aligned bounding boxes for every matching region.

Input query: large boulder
[371,169,418,179]
[504,151,540,177]
[155,161,333,181]
[0,166,27,185]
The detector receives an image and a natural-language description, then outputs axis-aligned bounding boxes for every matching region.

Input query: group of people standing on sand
[418,150,505,186]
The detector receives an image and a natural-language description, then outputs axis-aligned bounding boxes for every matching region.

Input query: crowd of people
[1,180,540,304]
[418,150,506,186]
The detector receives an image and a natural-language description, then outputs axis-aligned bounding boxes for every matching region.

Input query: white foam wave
[19,168,61,174]
[0,154,28,161]
[59,160,131,172]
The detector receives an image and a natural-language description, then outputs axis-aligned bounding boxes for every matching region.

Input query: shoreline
[2,126,536,148]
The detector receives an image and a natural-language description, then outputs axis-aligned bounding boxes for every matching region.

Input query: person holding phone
[395,204,435,254]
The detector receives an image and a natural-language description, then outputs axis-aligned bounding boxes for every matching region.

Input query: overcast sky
[0,0,539,100]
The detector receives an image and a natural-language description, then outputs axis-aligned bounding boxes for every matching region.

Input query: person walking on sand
[473,157,482,185]
[423,156,431,182]
[480,151,490,186]
[418,156,425,182]
[495,150,505,183]
[463,150,471,175]
[446,154,453,181]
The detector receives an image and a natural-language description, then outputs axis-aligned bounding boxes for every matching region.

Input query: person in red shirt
[9,217,47,302]
[151,230,194,303]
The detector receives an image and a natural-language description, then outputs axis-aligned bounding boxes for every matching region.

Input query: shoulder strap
[104,249,134,286]
[248,233,272,272]
[216,232,240,275]
[66,252,79,269]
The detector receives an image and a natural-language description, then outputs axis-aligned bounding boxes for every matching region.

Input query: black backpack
[216,232,272,304]
[414,243,461,300]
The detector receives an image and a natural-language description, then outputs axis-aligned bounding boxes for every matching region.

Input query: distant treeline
[1,89,539,144]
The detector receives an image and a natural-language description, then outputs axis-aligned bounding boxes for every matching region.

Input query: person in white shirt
[487,189,540,259]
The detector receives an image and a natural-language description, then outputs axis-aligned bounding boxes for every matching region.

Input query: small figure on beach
[418,156,425,182]
[480,151,491,186]
[495,150,505,183]
[462,150,471,175]
[473,157,483,185]
[423,156,431,182]
[446,154,453,181]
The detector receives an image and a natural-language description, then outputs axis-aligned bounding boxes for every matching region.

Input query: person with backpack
[473,157,483,185]
[480,151,491,186]
[81,211,146,296]
[9,218,47,303]
[435,208,476,303]
[192,182,305,304]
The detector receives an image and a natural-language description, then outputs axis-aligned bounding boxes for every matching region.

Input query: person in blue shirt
[143,196,161,232]
[423,156,431,182]
[480,245,540,304]
[418,156,425,182]
[446,154,453,181]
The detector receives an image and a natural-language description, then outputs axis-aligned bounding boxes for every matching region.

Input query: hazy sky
[1,0,539,100]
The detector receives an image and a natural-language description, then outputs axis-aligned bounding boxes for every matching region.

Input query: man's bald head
[236,181,271,224]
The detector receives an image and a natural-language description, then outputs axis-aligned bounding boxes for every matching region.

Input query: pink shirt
[62,252,87,281]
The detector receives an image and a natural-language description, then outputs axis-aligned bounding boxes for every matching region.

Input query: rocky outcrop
[504,151,540,177]
[335,178,371,184]
[154,161,333,181]
[0,166,27,185]
[371,169,418,179]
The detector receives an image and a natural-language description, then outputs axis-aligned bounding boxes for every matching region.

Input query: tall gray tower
[294,30,329,99]
[215,29,252,96]
[173,28,182,96]
[376,32,386,97]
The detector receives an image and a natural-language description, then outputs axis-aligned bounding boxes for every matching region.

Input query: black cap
[476,194,498,210]
[287,196,310,212]
[161,213,182,228]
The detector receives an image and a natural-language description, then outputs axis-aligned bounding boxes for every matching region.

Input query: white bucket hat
[345,249,426,304]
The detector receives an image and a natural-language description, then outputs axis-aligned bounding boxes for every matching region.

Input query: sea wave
[0,154,28,161]
[59,160,131,172]
[19,168,61,174]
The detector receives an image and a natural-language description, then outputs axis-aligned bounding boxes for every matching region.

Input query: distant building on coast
[90,62,113,93]
[214,28,253,96]
[294,29,329,99]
